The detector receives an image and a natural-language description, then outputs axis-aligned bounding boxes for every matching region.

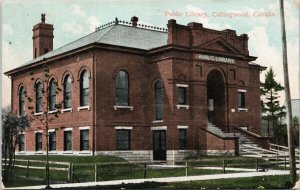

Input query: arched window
[19,86,25,116]
[80,71,89,106]
[116,70,129,106]
[35,81,42,113]
[64,75,72,109]
[155,80,164,120]
[49,79,56,111]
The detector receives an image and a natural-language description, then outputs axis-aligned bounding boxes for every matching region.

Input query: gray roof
[17,24,168,69]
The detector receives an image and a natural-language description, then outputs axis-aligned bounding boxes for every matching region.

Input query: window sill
[49,151,57,154]
[238,108,248,112]
[18,151,26,154]
[152,120,164,123]
[178,149,188,153]
[35,151,43,154]
[48,109,57,114]
[116,149,131,151]
[78,105,90,111]
[62,108,73,113]
[114,105,134,111]
[34,112,43,116]
[79,151,90,154]
[63,151,73,154]
[177,105,190,109]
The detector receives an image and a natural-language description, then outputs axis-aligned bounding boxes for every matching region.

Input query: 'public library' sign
[198,54,235,64]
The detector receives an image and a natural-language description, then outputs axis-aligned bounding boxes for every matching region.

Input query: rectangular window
[64,131,72,151]
[64,89,72,109]
[116,130,130,150]
[179,129,187,150]
[80,130,89,151]
[35,132,42,151]
[178,87,187,105]
[81,88,89,106]
[238,92,246,108]
[36,82,43,113]
[49,132,56,151]
[19,134,25,151]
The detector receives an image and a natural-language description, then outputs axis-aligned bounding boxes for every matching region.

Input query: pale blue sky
[2,0,299,107]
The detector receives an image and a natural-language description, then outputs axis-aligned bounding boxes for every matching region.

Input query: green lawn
[3,155,288,188]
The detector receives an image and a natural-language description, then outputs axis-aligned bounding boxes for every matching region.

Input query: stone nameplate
[198,54,235,64]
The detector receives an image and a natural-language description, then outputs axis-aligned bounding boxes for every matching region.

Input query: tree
[2,111,31,183]
[261,67,286,143]
[26,63,62,188]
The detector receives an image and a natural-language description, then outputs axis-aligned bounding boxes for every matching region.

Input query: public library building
[5,15,267,162]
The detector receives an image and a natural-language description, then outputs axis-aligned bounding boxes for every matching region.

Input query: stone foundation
[15,149,234,162]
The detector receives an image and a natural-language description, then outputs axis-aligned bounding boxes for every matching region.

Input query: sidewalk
[5,169,290,189]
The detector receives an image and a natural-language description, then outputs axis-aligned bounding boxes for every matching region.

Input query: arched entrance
[207,69,226,129]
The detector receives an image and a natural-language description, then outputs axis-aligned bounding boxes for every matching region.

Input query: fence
[2,158,70,181]
[68,158,286,183]
[2,157,287,184]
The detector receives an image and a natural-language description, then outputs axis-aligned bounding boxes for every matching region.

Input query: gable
[196,37,241,54]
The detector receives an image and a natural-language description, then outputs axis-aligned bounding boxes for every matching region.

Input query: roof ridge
[95,24,116,42]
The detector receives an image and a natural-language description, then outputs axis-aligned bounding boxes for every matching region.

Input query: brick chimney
[32,13,54,59]
[167,19,191,47]
[131,16,138,27]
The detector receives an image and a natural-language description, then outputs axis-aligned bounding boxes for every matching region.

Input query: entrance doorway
[153,130,166,160]
[207,69,226,127]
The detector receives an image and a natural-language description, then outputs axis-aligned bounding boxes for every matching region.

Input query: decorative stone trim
[79,126,90,130]
[48,129,55,133]
[152,120,163,123]
[177,105,190,109]
[34,112,43,116]
[114,126,133,130]
[17,151,93,156]
[62,108,72,113]
[238,108,248,112]
[151,126,167,130]
[62,151,73,154]
[237,89,247,92]
[177,125,188,129]
[77,105,90,111]
[79,151,91,154]
[176,84,189,87]
[48,109,57,114]
[114,105,134,111]
[63,127,73,131]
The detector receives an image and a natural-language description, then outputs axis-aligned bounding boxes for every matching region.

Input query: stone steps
[206,124,275,160]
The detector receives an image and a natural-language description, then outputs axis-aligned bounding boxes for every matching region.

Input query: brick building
[5,15,268,162]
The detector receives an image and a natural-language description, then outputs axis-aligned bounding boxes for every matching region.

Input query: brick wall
[12,19,263,160]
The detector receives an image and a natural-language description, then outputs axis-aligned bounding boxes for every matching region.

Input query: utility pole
[279,0,296,184]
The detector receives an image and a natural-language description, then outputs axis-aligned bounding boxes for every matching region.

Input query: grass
[4,176,44,188]
[3,155,289,188]
[185,155,283,170]
[4,155,124,187]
